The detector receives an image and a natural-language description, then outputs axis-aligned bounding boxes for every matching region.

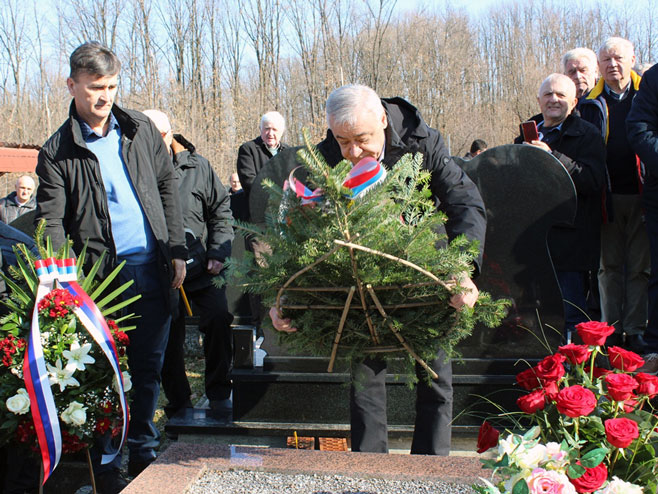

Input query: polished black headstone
[459,144,576,357]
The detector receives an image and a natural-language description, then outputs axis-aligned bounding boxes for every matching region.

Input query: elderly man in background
[0,175,36,224]
[236,111,288,209]
[36,42,187,493]
[562,47,599,99]
[579,37,648,353]
[143,109,235,414]
[270,84,486,456]
[515,74,606,341]
[236,111,288,327]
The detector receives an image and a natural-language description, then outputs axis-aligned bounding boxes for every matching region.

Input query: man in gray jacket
[36,42,186,493]
[0,176,36,224]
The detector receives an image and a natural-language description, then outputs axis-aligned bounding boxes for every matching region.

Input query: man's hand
[449,274,479,310]
[207,259,224,275]
[171,258,186,289]
[527,140,552,153]
[269,306,297,333]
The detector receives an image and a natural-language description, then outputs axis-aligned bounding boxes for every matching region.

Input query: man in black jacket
[143,109,235,414]
[270,84,486,456]
[236,111,288,214]
[515,73,607,340]
[627,62,658,367]
[36,42,187,492]
[579,37,648,353]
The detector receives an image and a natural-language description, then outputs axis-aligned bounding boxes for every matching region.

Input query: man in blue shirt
[36,42,187,493]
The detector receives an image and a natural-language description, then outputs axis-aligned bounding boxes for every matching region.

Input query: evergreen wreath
[225,134,509,379]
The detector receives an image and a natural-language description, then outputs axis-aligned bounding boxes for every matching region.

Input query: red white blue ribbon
[25,258,129,483]
[285,157,386,205]
[342,157,387,199]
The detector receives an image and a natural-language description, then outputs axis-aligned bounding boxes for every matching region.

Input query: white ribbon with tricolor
[24,258,129,483]
[285,157,387,205]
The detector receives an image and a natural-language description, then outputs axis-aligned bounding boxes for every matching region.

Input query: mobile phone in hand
[521,121,540,142]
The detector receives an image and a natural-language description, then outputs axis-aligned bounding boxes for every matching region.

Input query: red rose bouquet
[0,239,137,483]
[476,321,658,494]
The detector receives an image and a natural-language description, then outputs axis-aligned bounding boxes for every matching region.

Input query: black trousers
[350,349,453,455]
[161,282,233,415]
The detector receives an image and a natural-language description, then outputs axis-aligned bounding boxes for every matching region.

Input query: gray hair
[260,111,285,131]
[598,37,634,58]
[326,84,384,128]
[69,41,121,80]
[561,47,597,71]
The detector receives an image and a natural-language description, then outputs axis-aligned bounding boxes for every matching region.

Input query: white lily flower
[46,358,80,392]
[63,341,95,372]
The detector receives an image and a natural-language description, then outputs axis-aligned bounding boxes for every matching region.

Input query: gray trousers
[598,194,650,335]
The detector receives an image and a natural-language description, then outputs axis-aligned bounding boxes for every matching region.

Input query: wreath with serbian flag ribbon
[0,231,136,485]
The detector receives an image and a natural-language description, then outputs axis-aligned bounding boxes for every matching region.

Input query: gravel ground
[187,470,476,494]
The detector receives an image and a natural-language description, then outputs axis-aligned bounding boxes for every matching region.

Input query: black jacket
[628,63,658,193]
[172,134,233,288]
[514,113,606,270]
[317,97,487,272]
[236,136,288,207]
[35,102,187,280]
[0,192,37,224]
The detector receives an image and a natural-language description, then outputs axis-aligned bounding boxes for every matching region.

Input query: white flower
[63,341,95,372]
[517,444,547,470]
[113,371,132,393]
[46,359,80,392]
[544,442,568,470]
[596,477,644,494]
[6,388,30,415]
[61,401,87,426]
[498,433,522,460]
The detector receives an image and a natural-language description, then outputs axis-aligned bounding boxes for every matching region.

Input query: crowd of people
[0,34,657,493]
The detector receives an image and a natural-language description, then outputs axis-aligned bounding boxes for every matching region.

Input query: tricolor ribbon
[342,157,387,199]
[25,258,130,483]
[285,157,387,205]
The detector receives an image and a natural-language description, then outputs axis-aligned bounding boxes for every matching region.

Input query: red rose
[543,381,559,401]
[576,321,615,346]
[608,346,645,372]
[535,353,566,383]
[476,421,500,454]
[517,389,546,414]
[569,462,608,493]
[585,366,611,380]
[516,367,542,390]
[604,417,639,448]
[556,385,597,417]
[558,344,592,365]
[605,373,638,401]
[623,395,639,413]
[636,372,658,398]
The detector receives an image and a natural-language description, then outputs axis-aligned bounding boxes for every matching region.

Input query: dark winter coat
[0,192,36,224]
[236,136,288,211]
[35,102,187,281]
[579,72,643,202]
[514,113,606,271]
[317,97,487,272]
[627,63,658,196]
[172,134,233,289]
